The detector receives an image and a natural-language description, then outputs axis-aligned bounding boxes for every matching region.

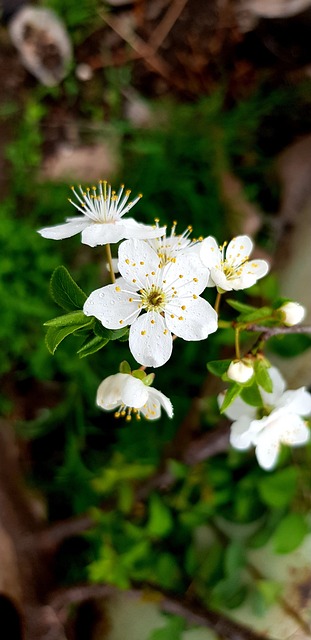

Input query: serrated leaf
[220,384,242,413]
[77,335,109,358]
[45,317,92,354]
[240,382,263,407]
[272,513,308,554]
[237,307,273,323]
[207,359,232,377]
[50,266,87,311]
[44,310,90,328]
[254,360,273,393]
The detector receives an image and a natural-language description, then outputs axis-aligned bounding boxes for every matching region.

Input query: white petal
[255,434,280,470]
[200,236,222,269]
[208,268,234,292]
[164,253,210,297]
[81,222,128,246]
[129,312,173,368]
[232,260,269,290]
[121,375,149,408]
[148,387,174,418]
[83,284,140,329]
[260,366,286,405]
[226,235,253,264]
[218,393,257,421]
[38,217,89,240]
[276,387,311,416]
[122,218,166,239]
[165,297,217,341]
[279,414,310,446]
[118,238,160,287]
[96,373,126,410]
[230,416,254,450]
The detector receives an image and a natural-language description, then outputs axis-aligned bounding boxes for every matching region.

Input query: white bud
[280,301,306,326]
[227,359,254,384]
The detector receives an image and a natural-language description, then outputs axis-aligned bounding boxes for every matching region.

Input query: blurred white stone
[236,0,311,32]
[75,63,93,82]
[8,6,72,86]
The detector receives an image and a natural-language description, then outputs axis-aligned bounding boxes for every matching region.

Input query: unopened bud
[227,359,254,384]
[279,301,306,326]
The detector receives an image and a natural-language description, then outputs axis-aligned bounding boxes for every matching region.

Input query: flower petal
[148,387,174,418]
[121,375,149,408]
[165,297,217,341]
[81,222,128,246]
[118,238,160,287]
[83,283,140,329]
[164,253,210,297]
[226,235,253,264]
[279,414,310,446]
[232,260,269,290]
[255,434,280,470]
[129,312,173,368]
[38,217,89,240]
[122,218,166,239]
[200,236,222,269]
[276,387,311,416]
[96,373,126,410]
[230,416,254,450]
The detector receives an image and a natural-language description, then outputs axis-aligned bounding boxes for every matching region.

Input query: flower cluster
[220,367,311,470]
[39,178,310,466]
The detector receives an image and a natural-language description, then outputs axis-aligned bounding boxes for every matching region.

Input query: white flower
[96,372,173,420]
[146,221,200,266]
[200,234,269,291]
[227,359,254,384]
[279,301,306,326]
[220,368,311,470]
[38,181,165,247]
[84,238,218,368]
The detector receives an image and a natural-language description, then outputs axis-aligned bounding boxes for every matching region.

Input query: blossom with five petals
[200,234,269,291]
[38,181,165,247]
[219,367,311,470]
[96,372,173,420]
[83,238,218,368]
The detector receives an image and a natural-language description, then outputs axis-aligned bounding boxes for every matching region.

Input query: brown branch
[246,324,311,337]
[50,582,278,640]
[149,0,189,52]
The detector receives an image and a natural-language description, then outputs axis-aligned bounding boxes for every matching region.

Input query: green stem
[105,244,115,284]
[214,291,222,314]
[235,326,241,360]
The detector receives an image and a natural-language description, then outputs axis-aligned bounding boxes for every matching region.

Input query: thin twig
[149,0,189,51]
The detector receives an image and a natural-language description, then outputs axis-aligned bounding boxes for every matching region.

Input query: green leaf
[226,299,257,314]
[132,370,146,381]
[45,317,93,354]
[44,310,90,327]
[240,381,263,407]
[219,384,242,413]
[272,513,309,554]
[77,335,109,358]
[212,576,247,609]
[50,266,87,311]
[207,359,232,377]
[258,467,298,509]
[224,541,246,576]
[254,360,273,393]
[148,616,184,640]
[147,494,173,538]
[94,319,129,341]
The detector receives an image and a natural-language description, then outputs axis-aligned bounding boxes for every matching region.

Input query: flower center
[222,257,249,280]
[141,286,166,312]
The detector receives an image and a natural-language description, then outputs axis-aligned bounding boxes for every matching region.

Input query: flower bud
[279,301,306,326]
[227,359,254,384]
